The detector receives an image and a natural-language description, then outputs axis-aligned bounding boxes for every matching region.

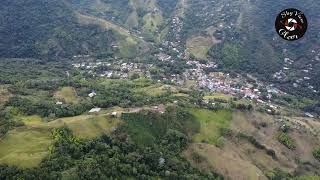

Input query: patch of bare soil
[0,85,11,104]
[230,111,320,174]
[75,13,131,36]
[183,143,268,180]
[287,116,320,137]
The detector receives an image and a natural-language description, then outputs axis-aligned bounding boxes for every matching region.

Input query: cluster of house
[72,57,285,106]
[273,56,317,93]
[170,16,183,46]
[183,61,262,99]
[276,114,319,137]
[156,52,172,62]
[72,61,151,79]
[72,61,110,69]
[161,10,186,59]
[71,52,310,114]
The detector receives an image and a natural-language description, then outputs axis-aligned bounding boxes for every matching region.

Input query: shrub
[220,127,232,137]
[247,136,265,149]
[236,132,265,149]
[216,137,225,148]
[266,168,292,179]
[191,151,206,163]
[277,132,296,150]
[312,147,320,161]
[266,149,277,159]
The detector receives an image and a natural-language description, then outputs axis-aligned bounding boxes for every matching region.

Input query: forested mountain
[0,0,145,59]
[2,0,314,99]
[180,0,320,99]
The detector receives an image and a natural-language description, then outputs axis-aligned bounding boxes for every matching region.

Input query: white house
[111,112,118,118]
[305,112,314,118]
[56,101,63,105]
[88,92,97,98]
[89,108,101,113]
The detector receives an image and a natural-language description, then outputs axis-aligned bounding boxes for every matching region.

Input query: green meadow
[0,128,51,168]
[0,113,121,168]
[189,109,232,145]
[54,86,79,104]
[49,115,121,139]
[203,93,233,101]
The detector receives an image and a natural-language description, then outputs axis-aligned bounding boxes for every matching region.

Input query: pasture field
[134,84,175,96]
[0,112,121,168]
[142,13,163,33]
[49,115,121,139]
[186,36,212,59]
[0,128,52,168]
[189,109,232,145]
[126,11,139,28]
[54,86,79,104]
[121,112,159,147]
[119,37,140,58]
[76,13,131,36]
[20,115,44,126]
[183,143,267,180]
[75,12,143,58]
[204,93,233,101]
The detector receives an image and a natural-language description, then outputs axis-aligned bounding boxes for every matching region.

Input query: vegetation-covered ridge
[0,0,145,59]
[0,108,222,179]
[0,52,319,179]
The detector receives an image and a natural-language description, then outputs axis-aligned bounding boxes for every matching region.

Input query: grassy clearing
[204,93,233,102]
[174,93,189,97]
[292,176,320,180]
[90,0,110,12]
[76,12,144,58]
[176,0,188,17]
[0,85,10,104]
[119,37,139,58]
[134,84,169,96]
[0,128,52,168]
[142,13,163,33]
[122,112,160,147]
[76,13,131,36]
[20,115,44,126]
[50,115,121,139]
[189,109,232,145]
[124,119,156,147]
[130,0,163,37]
[121,108,201,147]
[126,11,139,28]
[313,147,320,160]
[54,87,78,104]
[277,132,296,150]
[159,26,169,42]
[185,80,197,88]
[186,36,213,59]
[183,143,267,180]
[0,112,121,168]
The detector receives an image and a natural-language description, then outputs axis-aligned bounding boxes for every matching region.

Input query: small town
[71,54,286,113]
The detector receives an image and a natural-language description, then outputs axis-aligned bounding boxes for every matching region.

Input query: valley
[0,57,319,179]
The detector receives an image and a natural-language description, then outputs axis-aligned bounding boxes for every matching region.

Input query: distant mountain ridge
[0,0,148,59]
[0,0,319,99]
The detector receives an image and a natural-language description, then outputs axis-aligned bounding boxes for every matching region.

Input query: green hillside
[0,0,144,59]
[182,0,320,99]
